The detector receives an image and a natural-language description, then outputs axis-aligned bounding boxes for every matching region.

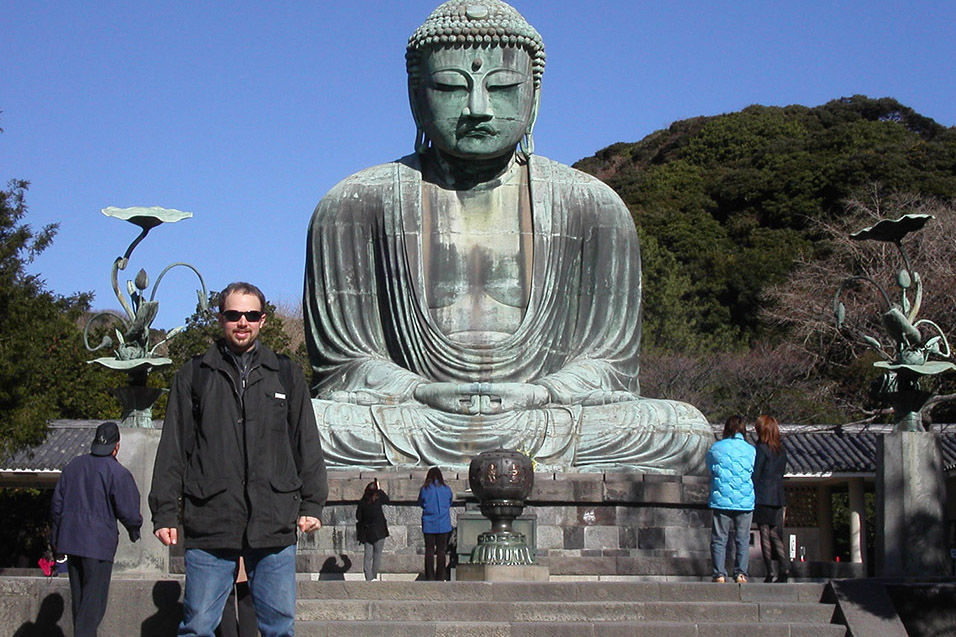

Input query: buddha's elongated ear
[518,88,541,160]
[408,80,429,155]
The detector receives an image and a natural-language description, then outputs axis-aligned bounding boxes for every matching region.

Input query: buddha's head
[407,0,546,161]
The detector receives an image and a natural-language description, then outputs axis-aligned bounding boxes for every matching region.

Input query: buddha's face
[414,45,536,160]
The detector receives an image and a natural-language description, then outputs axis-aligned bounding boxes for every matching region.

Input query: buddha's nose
[465,86,492,120]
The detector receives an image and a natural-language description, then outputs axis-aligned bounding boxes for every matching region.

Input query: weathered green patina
[304,0,713,472]
[85,206,208,427]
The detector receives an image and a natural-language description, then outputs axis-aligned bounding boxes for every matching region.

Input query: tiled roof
[0,421,104,472]
[782,431,956,475]
[784,432,880,475]
[940,434,956,472]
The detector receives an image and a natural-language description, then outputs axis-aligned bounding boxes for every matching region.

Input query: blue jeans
[711,509,753,579]
[181,545,296,637]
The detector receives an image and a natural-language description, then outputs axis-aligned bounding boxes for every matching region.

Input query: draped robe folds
[305,154,713,473]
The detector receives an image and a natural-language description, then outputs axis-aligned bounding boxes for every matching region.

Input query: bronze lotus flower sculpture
[84,207,209,426]
[834,214,954,431]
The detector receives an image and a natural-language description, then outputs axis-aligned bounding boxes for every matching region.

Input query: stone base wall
[171,471,719,579]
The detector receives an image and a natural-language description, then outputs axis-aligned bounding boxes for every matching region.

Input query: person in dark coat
[149,282,328,636]
[50,421,142,637]
[356,479,390,581]
[753,414,792,582]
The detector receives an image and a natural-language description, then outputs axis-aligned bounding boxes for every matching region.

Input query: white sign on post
[789,534,797,560]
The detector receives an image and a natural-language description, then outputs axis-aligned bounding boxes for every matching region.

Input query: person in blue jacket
[706,414,755,583]
[418,467,453,581]
[51,421,142,636]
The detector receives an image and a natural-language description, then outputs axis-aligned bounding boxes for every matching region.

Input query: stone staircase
[294,580,845,636]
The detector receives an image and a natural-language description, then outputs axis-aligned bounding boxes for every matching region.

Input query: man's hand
[298,516,321,533]
[154,527,178,546]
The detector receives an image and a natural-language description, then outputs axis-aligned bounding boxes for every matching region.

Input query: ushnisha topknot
[406,0,546,88]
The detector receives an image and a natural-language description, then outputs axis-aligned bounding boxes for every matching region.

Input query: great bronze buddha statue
[304,0,713,472]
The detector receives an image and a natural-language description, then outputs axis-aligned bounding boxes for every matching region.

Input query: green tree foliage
[576,96,956,355]
[0,180,121,456]
[638,231,712,352]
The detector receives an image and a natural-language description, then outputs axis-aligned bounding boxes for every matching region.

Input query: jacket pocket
[183,477,229,500]
[270,476,303,531]
[183,477,236,540]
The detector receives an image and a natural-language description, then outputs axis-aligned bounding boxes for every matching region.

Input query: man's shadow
[13,593,66,637]
[141,580,183,637]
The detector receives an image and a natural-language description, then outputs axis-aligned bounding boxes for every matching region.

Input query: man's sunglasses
[220,310,264,323]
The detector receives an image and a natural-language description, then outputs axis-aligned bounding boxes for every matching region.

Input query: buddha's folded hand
[477,383,550,413]
[414,382,550,414]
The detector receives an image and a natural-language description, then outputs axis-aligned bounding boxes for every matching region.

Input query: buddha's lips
[459,125,496,137]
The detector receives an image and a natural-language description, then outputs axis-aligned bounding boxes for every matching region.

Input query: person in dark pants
[217,557,256,637]
[51,421,142,636]
[356,479,390,581]
[753,414,792,582]
[418,467,453,581]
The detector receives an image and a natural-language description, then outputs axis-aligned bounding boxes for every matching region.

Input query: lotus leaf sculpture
[834,214,954,431]
[84,206,209,426]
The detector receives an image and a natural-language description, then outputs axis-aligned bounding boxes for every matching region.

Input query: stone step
[296,600,835,624]
[294,620,847,637]
[293,581,842,635]
[296,580,827,604]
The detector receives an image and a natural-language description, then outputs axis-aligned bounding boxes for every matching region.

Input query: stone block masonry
[284,471,716,579]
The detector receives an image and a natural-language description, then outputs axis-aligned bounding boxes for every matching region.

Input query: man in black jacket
[51,421,142,637]
[149,282,328,636]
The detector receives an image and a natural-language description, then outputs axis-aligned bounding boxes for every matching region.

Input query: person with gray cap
[51,421,142,637]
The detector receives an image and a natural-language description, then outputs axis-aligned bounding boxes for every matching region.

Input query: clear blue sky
[2,1,954,328]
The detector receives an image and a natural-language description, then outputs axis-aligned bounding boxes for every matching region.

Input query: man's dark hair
[218,282,266,313]
[722,414,746,439]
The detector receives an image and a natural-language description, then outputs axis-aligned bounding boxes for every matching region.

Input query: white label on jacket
[275,393,286,399]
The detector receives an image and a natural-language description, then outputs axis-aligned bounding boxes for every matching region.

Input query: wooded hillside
[575,95,956,425]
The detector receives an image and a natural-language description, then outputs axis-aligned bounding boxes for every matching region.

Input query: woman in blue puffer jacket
[419,467,453,581]
[707,414,755,583]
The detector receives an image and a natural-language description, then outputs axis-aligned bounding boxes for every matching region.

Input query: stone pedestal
[112,386,165,429]
[876,431,948,576]
[455,563,550,582]
[113,428,167,573]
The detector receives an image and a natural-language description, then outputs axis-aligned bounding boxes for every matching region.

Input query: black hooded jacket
[149,340,328,549]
